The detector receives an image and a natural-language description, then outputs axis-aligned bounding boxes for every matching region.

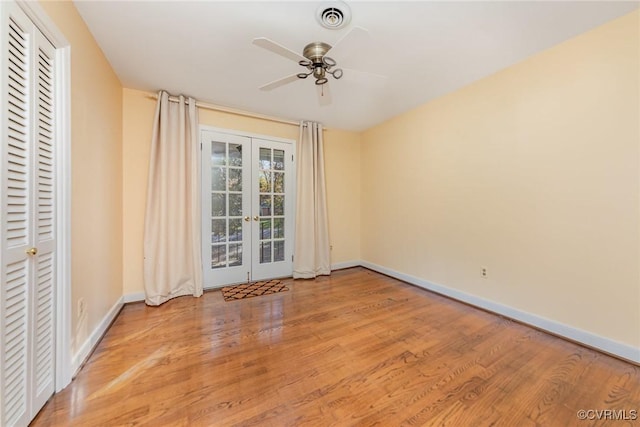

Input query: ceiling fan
[252,27,383,104]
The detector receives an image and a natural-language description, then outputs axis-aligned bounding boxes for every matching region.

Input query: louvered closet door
[1,5,33,426]
[0,2,56,426]
[31,28,56,417]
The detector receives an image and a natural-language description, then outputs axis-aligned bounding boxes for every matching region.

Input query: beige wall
[361,11,639,349]
[39,1,123,355]
[122,89,361,295]
[323,129,361,265]
[121,90,155,296]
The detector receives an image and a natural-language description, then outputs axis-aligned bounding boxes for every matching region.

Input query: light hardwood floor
[32,268,639,426]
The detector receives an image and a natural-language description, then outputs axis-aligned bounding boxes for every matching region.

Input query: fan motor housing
[303,42,332,64]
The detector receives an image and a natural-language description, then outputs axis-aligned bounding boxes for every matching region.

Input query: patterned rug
[221,279,288,301]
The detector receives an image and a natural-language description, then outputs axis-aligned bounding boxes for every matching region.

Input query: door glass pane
[212,142,226,165]
[260,195,271,216]
[259,147,271,169]
[229,218,242,242]
[211,193,226,217]
[274,241,285,262]
[212,244,226,268]
[212,167,226,191]
[211,219,226,243]
[273,218,284,239]
[260,219,272,240]
[228,243,242,267]
[260,241,272,264]
[259,170,271,192]
[229,194,242,217]
[274,172,284,193]
[273,149,285,170]
[229,144,242,166]
[228,168,242,191]
[274,195,284,216]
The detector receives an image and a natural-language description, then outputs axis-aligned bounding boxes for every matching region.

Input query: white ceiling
[73,1,638,131]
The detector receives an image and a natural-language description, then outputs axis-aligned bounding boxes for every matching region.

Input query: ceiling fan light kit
[297,41,343,86]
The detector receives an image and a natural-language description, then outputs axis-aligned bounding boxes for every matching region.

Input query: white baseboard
[71,296,124,376]
[123,292,145,303]
[361,261,640,364]
[331,260,361,271]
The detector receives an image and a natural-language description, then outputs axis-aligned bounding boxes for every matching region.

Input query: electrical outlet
[481,267,488,279]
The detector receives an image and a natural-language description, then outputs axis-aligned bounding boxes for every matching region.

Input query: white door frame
[199,125,296,288]
[15,1,72,392]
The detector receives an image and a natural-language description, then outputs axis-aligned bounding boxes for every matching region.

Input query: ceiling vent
[316,1,351,30]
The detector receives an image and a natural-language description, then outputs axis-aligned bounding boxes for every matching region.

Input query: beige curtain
[293,121,331,278]
[143,91,203,305]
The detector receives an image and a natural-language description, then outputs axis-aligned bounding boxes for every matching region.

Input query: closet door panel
[31,30,55,411]
[1,3,33,426]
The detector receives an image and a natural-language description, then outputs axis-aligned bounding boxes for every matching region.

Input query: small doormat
[221,280,288,301]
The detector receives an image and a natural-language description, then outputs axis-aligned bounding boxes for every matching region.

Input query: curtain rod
[146,93,299,127]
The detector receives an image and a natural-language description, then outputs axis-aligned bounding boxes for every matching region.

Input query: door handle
[26,247,38,256]
[253,216,259,221]
[244,216,250,222]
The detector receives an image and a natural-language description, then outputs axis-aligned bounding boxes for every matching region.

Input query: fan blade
[341,68,388,87]
[316,83,332,106]
[325,26,370,63]
[253,37,307,63]
[259,74,300,91]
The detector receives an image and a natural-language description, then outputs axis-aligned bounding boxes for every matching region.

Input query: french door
[201,129,295,287]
